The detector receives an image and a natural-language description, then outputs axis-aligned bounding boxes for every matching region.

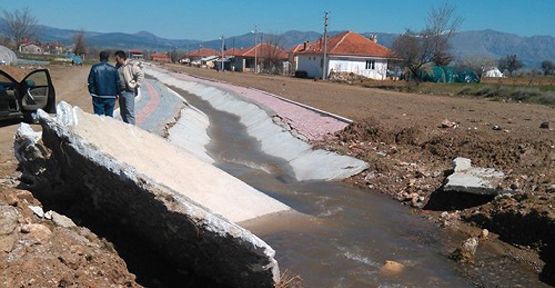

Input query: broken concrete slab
[15,102,289,287]
[444,157,506,195]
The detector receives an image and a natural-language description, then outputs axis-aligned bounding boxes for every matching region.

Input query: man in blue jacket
[87,51,120,116]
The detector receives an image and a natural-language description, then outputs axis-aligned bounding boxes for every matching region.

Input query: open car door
[20,69,56,114]
[0,70,20,117]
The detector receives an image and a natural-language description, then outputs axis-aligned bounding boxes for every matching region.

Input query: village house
[183,48,219,67]
[228,43,289,73]
[18,43,43,55]
[150,52,171,63]
[294,31,395,80]
[129,49,145,60]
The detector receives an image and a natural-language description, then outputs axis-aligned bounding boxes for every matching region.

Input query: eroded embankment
[14,102,287,288]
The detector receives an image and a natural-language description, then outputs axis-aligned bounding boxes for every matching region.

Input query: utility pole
[253,25,258,74]
[322,11,329,80]
[220,34,225,71]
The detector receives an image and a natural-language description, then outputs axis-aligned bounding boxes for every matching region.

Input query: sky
[0,0,554,40]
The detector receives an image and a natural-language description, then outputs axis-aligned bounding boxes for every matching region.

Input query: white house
[294,31,395,80]
[19,43,43,55]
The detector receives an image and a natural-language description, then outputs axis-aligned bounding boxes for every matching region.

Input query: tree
[1,7,37,48]
[498,55,523,75]
[170,48,179,63]
[73,30,87,57]
[392,2,462,81]
[261,34,286,74]
[541,60,555,76]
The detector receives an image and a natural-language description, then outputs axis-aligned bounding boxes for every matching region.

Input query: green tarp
[419,66,480,83]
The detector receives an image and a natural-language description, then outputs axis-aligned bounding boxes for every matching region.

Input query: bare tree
[541,60,554,76]
[498,54,523,76]
[425,2,463,65]
[73,30,87,58]
[170,48,179,63]
[261,34,286,74]
[392,2,462,81]
[1,7,38,48]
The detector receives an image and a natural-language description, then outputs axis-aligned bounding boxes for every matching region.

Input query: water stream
[167,84,548,288]
[167,86,464,287]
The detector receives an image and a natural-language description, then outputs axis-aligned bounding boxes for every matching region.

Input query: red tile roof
[186,48,219,58]
[239,43,288,60]
[224,48,246,57]
[151,52,171,63]
[295,31,393,58]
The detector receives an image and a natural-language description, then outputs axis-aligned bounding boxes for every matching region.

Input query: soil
[166,64,555,286]
[0,65,141,287]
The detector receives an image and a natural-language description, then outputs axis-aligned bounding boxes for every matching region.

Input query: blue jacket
[88,61,120,97]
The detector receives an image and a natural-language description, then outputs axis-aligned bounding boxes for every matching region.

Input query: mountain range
[1,18,554,67]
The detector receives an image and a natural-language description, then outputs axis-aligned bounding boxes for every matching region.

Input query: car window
[24,71,48,87]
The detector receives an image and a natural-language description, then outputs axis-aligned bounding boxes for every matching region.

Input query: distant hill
[0,18,199,50]
[1,18,554,67]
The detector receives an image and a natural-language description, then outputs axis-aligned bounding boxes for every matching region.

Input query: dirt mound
[335,117,424,146]
[0,184,140,288]
[315,117,555,284]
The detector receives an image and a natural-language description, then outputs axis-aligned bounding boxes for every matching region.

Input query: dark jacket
[87,61,120,97]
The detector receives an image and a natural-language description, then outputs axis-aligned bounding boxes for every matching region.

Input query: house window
[366,60,375,70]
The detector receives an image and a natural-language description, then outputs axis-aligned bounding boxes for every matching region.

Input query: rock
[444,157,506,195]
[480,229,489,240]
[492,125,502,131]
[50,211,77,228]
[16,190,35,203]
[451,237,479,263]
[28,205,44,218]
[0,205,20,235]
[452,157,472,172]
[540,121,550,129]
[43,210,53,220]
[20,223,52,244]
[379,260,405,277]
[440,119,457,129]
[6,193,19,206]
[0,233,17,252]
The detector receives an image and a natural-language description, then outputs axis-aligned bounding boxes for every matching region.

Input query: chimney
[303,41,307,50]
[371,34,378,43]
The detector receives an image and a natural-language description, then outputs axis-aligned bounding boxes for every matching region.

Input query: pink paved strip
[170,72,350,140]
[136,81,161,125]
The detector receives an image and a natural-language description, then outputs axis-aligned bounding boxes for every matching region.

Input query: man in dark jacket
[87,51,120,116]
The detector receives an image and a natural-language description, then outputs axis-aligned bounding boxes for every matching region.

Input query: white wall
[296,55,323,78]
[296,55,388,80]
[328,57,388,80]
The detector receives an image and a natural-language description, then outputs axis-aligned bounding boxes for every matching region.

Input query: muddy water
[169,86,547,288]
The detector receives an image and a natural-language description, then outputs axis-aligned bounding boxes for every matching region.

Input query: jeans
[119,90,136,125]
[92,97,116,117]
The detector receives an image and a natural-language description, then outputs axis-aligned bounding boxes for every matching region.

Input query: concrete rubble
[13,102,290,288]
[444,157,506,195]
